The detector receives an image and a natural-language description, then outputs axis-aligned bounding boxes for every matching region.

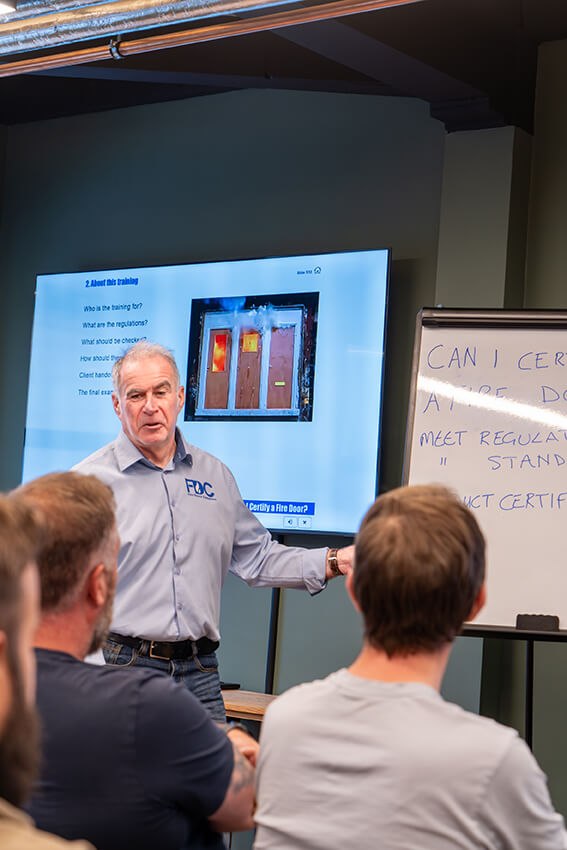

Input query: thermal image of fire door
[185,293,319,421]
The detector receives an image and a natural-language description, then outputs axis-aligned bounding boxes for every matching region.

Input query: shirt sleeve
[227,470,328,594]
[134,674,234,817]
[480,735,567,849]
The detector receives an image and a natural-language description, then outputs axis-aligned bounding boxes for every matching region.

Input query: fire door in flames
[185,293,319,422]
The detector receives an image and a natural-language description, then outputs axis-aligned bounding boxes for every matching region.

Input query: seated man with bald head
[254,485,567,850]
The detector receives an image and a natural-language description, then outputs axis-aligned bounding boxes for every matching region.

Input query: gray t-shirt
[254,669,567,850]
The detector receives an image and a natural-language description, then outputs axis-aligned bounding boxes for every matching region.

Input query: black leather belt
[107,631,219,660]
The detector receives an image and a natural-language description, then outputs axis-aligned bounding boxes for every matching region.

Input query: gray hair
[112,341,181,394]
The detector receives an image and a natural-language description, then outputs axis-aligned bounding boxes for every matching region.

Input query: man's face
[112,355,185,465]
[0,563,40,807]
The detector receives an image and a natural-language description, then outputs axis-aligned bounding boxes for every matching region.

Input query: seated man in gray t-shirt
[254,485,567,850]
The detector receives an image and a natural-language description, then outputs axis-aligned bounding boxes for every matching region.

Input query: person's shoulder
[264,672,339,722]
[133,664,204,707]
[72,439,117,472]
[0,798,93,850]
[131,667,229,749]
[439,693,517,739]
[37,649,173,704]
[187,442,231,474]
[258,676,346,752]
[97,660,210,723]
[37,652,217,743]
[3,829,93,850]
[185,441,238,491]
[21,828,93,850]
[433,692,520,762]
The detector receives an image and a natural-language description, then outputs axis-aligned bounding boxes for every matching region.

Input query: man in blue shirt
[74,341,353,718]
[20,471,256,850]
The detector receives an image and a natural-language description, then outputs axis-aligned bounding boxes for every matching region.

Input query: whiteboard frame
[404,308,567,641]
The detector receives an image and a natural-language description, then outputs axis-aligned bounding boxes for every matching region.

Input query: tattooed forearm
[231,743,255,795]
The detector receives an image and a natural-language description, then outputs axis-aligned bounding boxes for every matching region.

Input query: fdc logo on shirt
[185,478,215,499]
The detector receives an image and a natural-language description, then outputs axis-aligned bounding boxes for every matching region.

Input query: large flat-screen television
[22,249,390,535]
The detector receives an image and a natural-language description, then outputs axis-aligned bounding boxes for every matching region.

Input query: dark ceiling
[2,0,567,131]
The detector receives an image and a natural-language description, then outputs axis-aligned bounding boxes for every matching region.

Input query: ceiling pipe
[0,0,305,54]
[0,0,422,75]
[0,0,421,55]
[0,0,108,25]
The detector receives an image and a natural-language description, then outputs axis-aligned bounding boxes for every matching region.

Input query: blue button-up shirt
[74,430,327,641]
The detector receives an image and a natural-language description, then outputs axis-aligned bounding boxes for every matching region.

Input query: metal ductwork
[0,0,307,55]
[0,0,422,74]
[1,0,126,23]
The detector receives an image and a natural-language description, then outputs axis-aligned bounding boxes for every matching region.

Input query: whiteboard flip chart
[404,309,567,630]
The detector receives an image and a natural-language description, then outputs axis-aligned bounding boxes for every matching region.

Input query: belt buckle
[149,641,170,660]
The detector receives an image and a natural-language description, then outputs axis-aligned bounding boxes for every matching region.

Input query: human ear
[345,570,361,613]
[0,631,12,731]
[86,563,108,609]
[112,393,121,418]
[468,582,486,622]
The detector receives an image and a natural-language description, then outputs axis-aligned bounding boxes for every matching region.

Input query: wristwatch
[327,548,341,577]
[219,721,249,735]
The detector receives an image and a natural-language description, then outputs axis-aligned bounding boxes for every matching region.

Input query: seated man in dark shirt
[19,471,256,850]
[0,494,93,850]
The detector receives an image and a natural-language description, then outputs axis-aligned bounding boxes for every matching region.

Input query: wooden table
[222,689,277,722]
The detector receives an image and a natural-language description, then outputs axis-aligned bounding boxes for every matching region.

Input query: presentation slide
[22,249,389,535]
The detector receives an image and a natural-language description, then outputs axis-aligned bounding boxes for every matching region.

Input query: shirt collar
[114,428,193,472]
[172,430,193,467]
